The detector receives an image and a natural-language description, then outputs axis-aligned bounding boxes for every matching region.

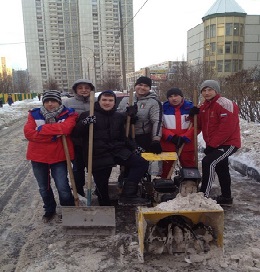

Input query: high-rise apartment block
[22,0,134,92]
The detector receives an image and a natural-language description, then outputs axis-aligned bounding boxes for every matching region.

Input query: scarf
[40,105,64,123]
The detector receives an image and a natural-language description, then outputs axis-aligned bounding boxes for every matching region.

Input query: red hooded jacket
[198,94,241,148]
[24,107,78,164]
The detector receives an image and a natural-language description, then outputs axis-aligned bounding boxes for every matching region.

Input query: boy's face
[168,94,183,107]
[135,83,150,97]
[43,99,60,112]
[99,95,115,111]
[201,87,217,101]
[76,83,92,97]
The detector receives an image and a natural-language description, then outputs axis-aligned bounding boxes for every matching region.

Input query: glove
[134,146,145,156]
[204,146,216,155]
[189,106,200,117]
[130,116,138,124]
[125,138,137,151]
[150,140,162,154]
[82,115,96,125]
[126,104,138,117]
[170,135,185,148]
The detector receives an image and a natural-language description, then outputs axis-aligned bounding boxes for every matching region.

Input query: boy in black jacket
[72,90,149,206]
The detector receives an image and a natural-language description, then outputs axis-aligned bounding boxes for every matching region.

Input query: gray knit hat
[72,79,95,92]
[200,80,220,93]
[42,90,62,105]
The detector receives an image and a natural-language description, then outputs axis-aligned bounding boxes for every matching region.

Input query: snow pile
[143,192,223,211]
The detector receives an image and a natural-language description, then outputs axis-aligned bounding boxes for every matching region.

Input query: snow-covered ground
[1,97,259,179]
[0,97,260,271]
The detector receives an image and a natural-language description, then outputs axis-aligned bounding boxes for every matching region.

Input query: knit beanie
[97,90,117,102]
[200,80,220,93]
[42,90,62,105]
[72,79,95,92]
[167,88,183,98]
[135,76,152,89]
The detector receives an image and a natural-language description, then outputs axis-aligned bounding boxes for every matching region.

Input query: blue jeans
[31,161,75,213]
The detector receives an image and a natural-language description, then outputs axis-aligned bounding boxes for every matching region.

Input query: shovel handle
[62,135,79,206]
[166,144,184,179]
[126,88,134,138]
[87,90,95,206]
[193,89,199,167]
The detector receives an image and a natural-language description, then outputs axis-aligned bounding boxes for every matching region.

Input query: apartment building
[187,0,260,77]
[22,0,134,92]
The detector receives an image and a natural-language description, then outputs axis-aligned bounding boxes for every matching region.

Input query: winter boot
[214,195,233,206]
[118,181,151,206]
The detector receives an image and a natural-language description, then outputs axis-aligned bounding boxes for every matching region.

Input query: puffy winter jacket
[72,102,132,171]
[161,100,195,152]
[117,92,162,141]
[198,94,241,148]
[24,107,78,164]
[62,93,91,115]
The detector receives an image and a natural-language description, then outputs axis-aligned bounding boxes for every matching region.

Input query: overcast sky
[0,0,259,71]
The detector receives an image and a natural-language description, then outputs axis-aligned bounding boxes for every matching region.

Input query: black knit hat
[42,90,62,105]
[135,76,152,89]
[167,88,183,98]
[97,90,116,102]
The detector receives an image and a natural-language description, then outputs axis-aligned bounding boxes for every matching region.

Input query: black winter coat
[72,102,132,171]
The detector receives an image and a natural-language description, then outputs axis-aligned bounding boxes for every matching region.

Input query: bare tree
[100,71,121,91]
[0,73,13,93]
[43,77,59,91]
[224,66,260,122]
[13,70,30,93]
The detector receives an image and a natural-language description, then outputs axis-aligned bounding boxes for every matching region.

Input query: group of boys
[24,76,241,222]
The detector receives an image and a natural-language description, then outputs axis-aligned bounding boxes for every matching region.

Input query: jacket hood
[72,79,95,94]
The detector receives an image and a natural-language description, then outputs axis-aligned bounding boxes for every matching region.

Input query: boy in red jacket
[190,80,241,205]
[24,90,78,222]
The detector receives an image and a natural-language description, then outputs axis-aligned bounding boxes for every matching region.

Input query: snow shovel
[62,135,79,207]
[62,90,116,235]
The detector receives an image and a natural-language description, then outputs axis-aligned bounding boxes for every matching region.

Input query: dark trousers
[135,133,152,152]
[200,145,238,198]
[93,168,112,206]
[93,154,149,205]
[72,145,86,190]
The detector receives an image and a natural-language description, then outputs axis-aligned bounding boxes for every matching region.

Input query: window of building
[205,26,210,39]
[240,24,244,36]
[210,42,216,54]
[210,24,216,37]
[217,23,224,36]
[233,23,239,35]
[225,23,233,36]
[240,42,244,54]
[217,60,223,72]
[232,59,239,72]
[217,42,224,54]
[233,41,239,54]
[224,60,231,72]
[225,42,232,54]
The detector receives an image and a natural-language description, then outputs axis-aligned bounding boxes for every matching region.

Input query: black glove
[171,135,185,148]
[204,146,216,155]
[134,146,145,156]
[189,106,200,117]
[125,138,137,151]
[126,104,138,117]
[150,140,162,154]
[82,115,96,125]
[130,116,138,124]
